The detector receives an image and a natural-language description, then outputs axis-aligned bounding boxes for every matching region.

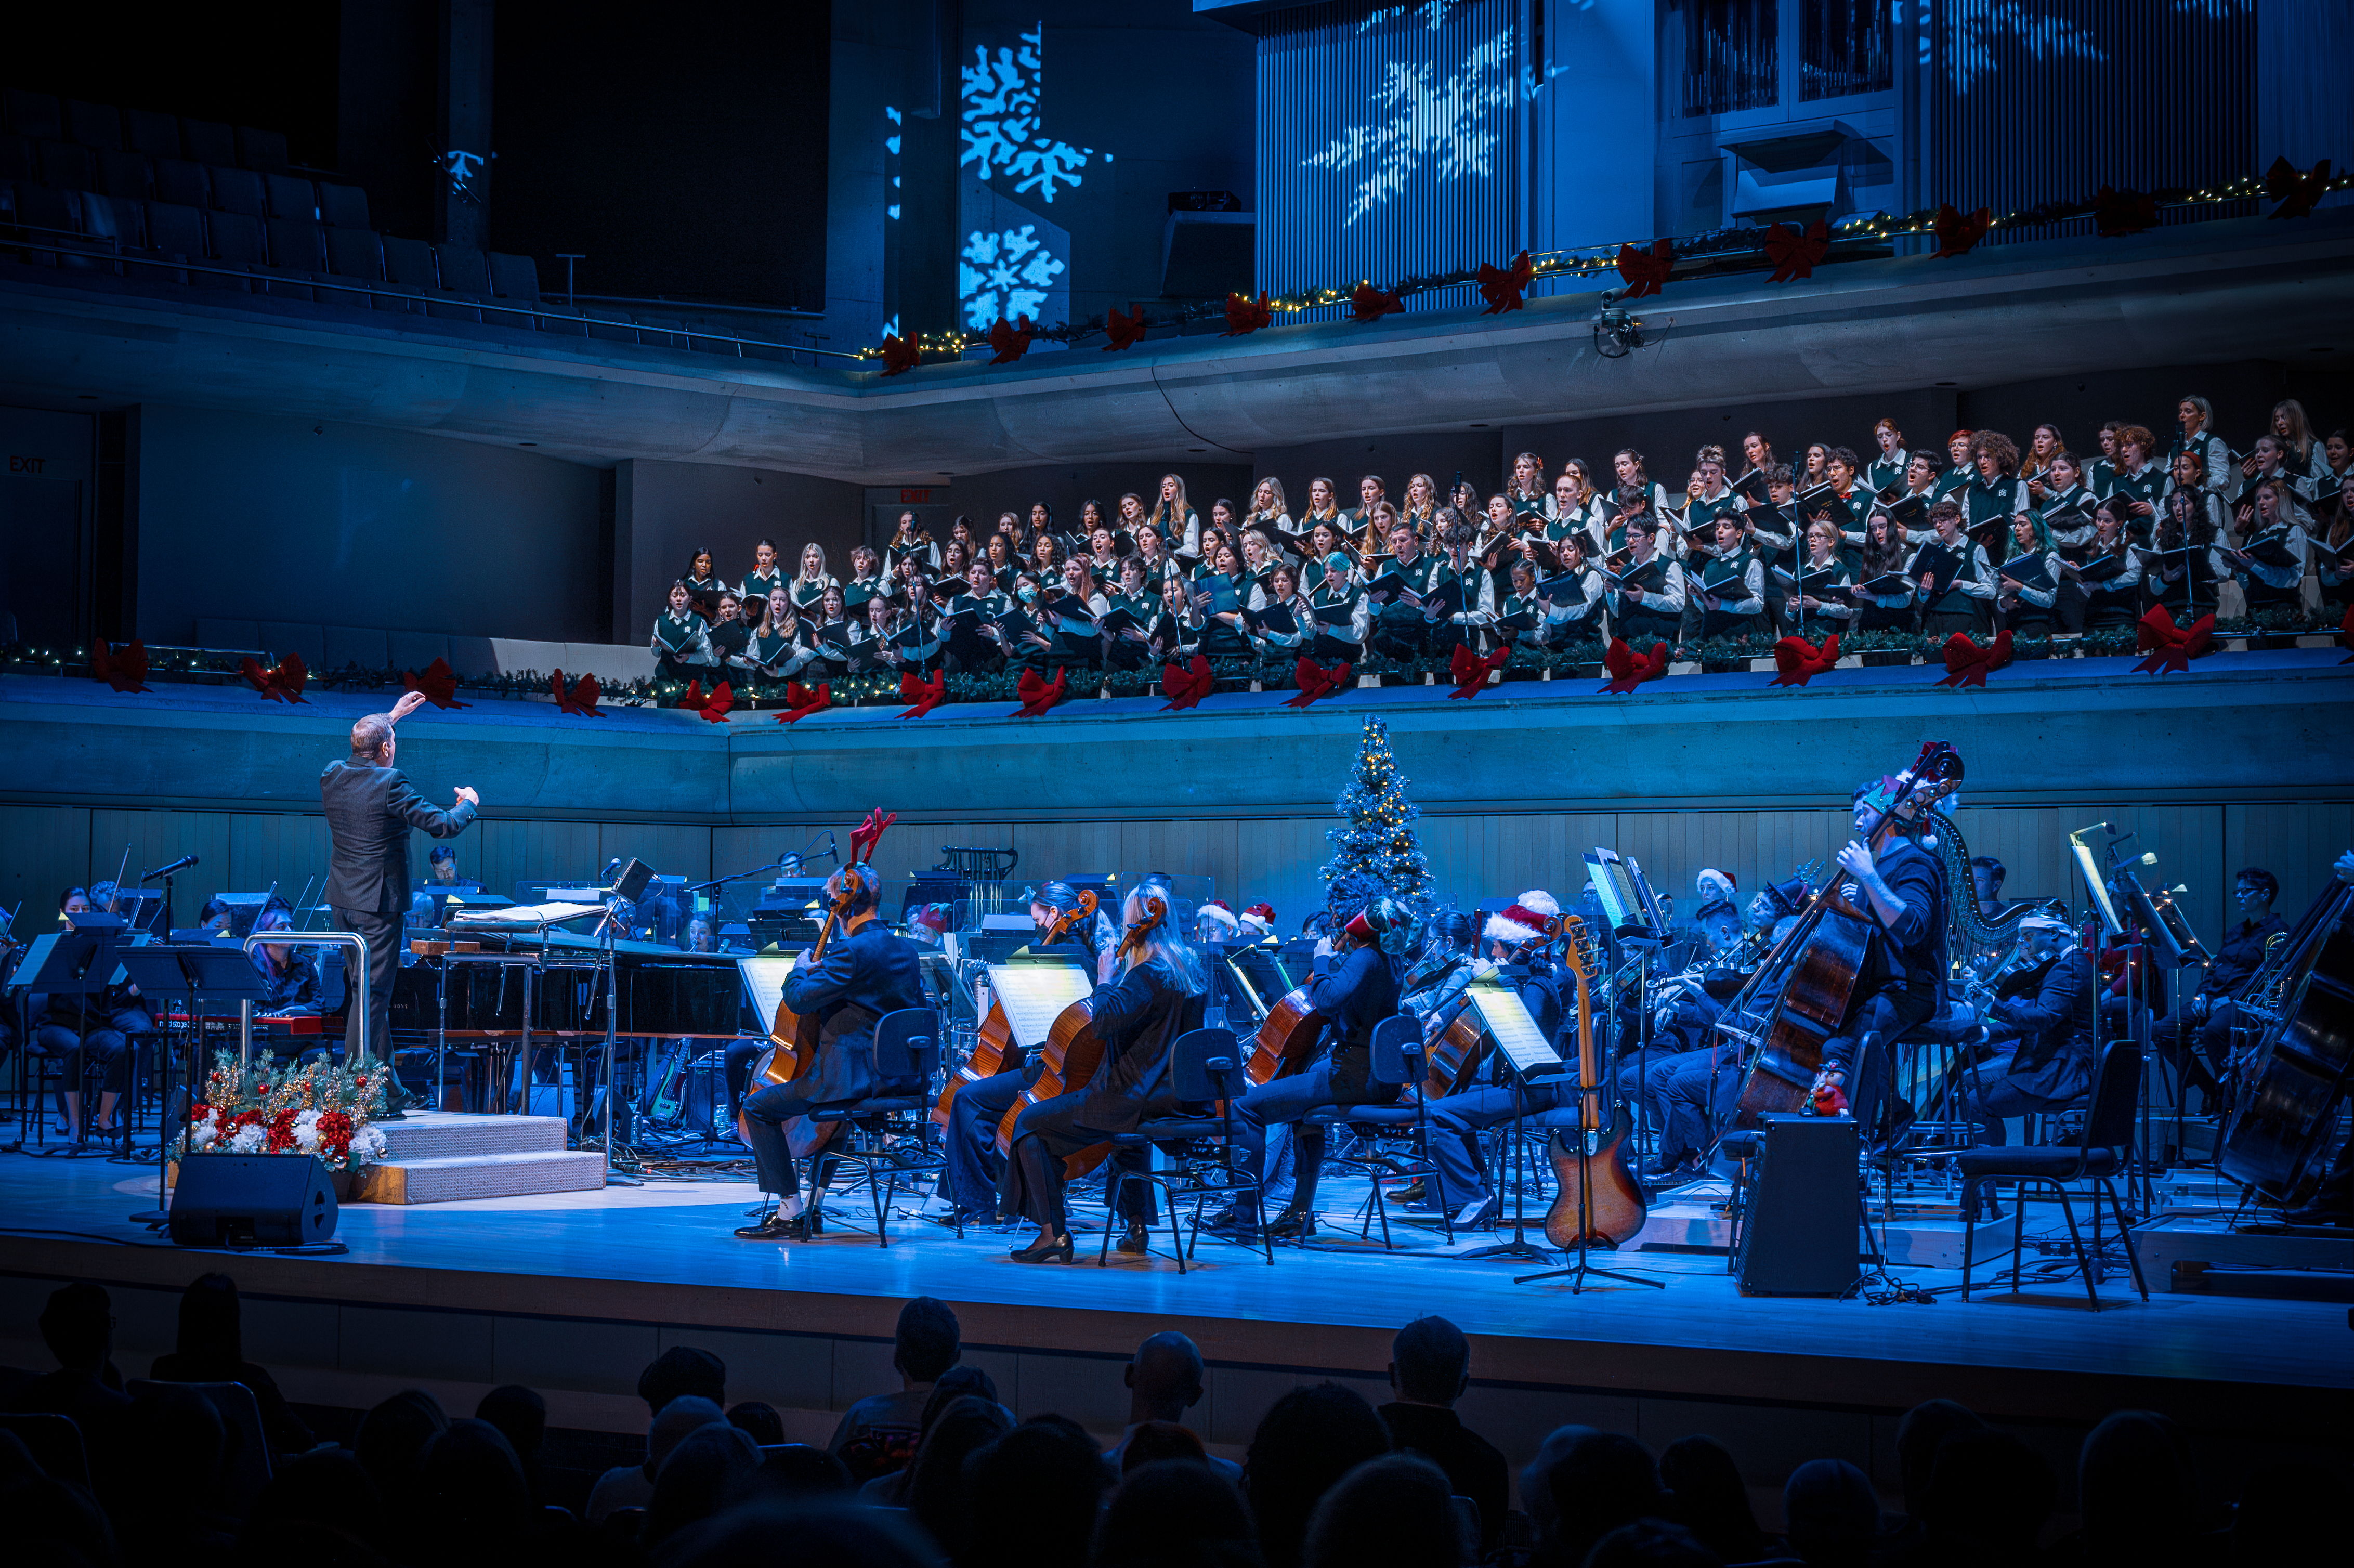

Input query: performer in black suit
[320,690,478,1115]
[736,864,928,1241]
[999,886,1208,1263]
[1809,775,1947,1142]
[1953,914,2094,1146]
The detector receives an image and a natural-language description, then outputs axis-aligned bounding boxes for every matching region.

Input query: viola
[995,896,1167,1177]
[1732,740,1964,1122]
[933,890,1098,1128]
[1544,916,1647,1247]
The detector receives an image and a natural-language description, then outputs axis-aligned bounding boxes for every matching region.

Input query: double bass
[1733,740,1965,1121]
[995,895,1167,1178]
[2219,868,2354,1205]
[1544,914,1646,1247]
[932,890,1097,1127]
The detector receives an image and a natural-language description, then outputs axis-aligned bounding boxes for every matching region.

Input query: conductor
[323,690,479,1116]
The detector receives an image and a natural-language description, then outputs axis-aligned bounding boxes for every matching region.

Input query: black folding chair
[799,1008,941,1248]
[1300,1015,1441,1249]
[1956,1039,2149,1309]
[1097,1027,1272,1271]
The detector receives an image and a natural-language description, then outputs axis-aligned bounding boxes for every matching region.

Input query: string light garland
[860,161,2346,371]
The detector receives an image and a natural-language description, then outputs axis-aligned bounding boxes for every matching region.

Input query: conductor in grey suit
[322,689,479,1115]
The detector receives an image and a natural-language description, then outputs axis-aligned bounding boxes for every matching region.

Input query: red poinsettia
[1103,303,1149,351]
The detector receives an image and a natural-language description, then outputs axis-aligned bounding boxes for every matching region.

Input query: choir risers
[346,1112,606,1205]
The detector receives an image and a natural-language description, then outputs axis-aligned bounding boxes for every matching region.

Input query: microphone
[142,855,198,881]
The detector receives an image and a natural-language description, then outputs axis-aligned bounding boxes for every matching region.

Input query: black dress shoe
[734,1212,792,1239]
[1264,1206,1318,1241]
[1115,1221,1152,1255]
[1010,1233,1076,1263]
[1390,1179,1428,1206]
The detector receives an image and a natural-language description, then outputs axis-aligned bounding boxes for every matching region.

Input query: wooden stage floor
[0,1148,2345,1480]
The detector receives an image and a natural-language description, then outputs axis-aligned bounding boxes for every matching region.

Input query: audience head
[474,1384,546,1466]
[656,1500,943,1568]
[894,1295,962,1384]
[755,1443,853,1499]
[122,1380,227,1519]
[1095,1458,1260,1568]
[1244,1382,1392,1568]
[919,1364,1000,1433]
[1782,1458,1879,1568]
[173,1272,245,1364]
[354,1389,449,1512]
[1921,1427,2054,1560]
[964,1418,1109,1568]
[417,1418,532,1547]
[1122,1420,1210,1473]
[39,1282,113,1371]
[1300,1453,1457,1568]
[640,1345,728,1414]
[648,1395,727,1475]
[1127,1330,1208,1422]
[1894,1398,1982,1511]
[725,1400,785,1447]
[2078,1409,2198,1565]
[1533,1430,1664,1566]
[1388,1314,1470,1407]
[904,1395,1016,1560]
[1657,1434,1762,1564]
[644,1420,761,1548]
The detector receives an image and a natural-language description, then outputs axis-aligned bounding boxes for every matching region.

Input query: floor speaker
[680,1049,729,1139]
[1734,1113,1859,1296]
[169,1154,338,1247]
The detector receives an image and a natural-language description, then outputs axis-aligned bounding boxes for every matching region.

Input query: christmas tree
[1322,717,1435,923]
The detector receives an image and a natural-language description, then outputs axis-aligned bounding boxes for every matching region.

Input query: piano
[390,927,751,1039]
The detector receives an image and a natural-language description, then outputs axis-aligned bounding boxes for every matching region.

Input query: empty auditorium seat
[434,243,493,295]
[181,119,236,165]
[382,235,437,287]
[325,225,384,279]
[210,166,267,217]
[388,631,454,672]
[36,139,95,191]
[79,192,146,249]
[142,200,205,259]
[322,626,389,671]
[11,183,79,234]
[202,210,264,288]
[0,134,31,181]
[236,125,289,171]
[195,619,263,650]
[318,182,369,228]
[153,158,208,208]
[5,90,63,140]
[488,252,539,301]
[125,108,181,158]
[97,150,153,199]
[66,100,122,150]
[265,217,323,271]
[256,622,325,669]
[264,172,315,219]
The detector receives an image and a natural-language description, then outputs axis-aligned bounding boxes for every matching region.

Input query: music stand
[118,943,272,1226]
[6,925,124,1152]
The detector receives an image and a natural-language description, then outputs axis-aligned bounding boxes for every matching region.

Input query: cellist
[999,881,1206,1263]
[735,863,927,1242]
[1807,775,1950,1141]
[936,881,1118,1230]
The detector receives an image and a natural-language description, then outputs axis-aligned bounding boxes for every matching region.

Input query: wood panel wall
[4,799,2347,943]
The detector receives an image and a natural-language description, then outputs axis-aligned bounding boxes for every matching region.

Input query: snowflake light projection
[961,23,1093,202]
[1941,0,2109,94]
[959,225,1066,331]
[1305,5,1558,228]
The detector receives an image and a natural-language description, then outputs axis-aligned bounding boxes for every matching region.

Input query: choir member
[1610,448,1673,518]
[1248,564,1314,659]
[1865,419,1909,493]
[1604,515,1685,647]
[791,543,838,611]
[2020,423,2065,502]
[1682,446,1741,537]
[1531,537,1605,643]
[2073,501,2144,629]
[2174,396,2233,496]
[748,587,819,681]
[2314,489,2352,615]
[2144,488,2228,624]
[1368,519,1449,660]
[884,511,938,576]
[651,580,710,678]
[845,545,888,615]
[1737,430,1777,486]
[981,531,1019,593]
[1964,431,2031,548]
[2086,421,2123,495]
[1131,524,1178,591]
[1299,476,1344,537]
[1403,472,1442,534]
[1344,474,1389,549]
[1150,573,1202,662]
[1432,511,1499,651]
[1305,545,1369,661]
[1029,529,1064,580]
[1800,443,1832,489]
[1550,461,1610,556]
[682,546,725,618]
[1911,499,1994,636]
[1504,452,1548,521]
[2238,434,2319,506]
[810,584,855,677]
[1994,514,2061,637]
[2271,398,2318,479]
[740,538,787,604]
[1783,519,1858,634]
[1246,477,1294,543]
[1084,526,1122,580]
[1934,430,1974,500]
[1192,543,1254,660]
[2107,425,2167,535]
[1850,512,1917,632]
[1147,474,1201,560]
[945,562,1010,673]
[2226,478,2313,617]
[2038,451,2099,631]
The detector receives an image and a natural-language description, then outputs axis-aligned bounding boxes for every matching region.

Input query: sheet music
[1468,979,1564,1076]
[1585,849,1639,931]
[738,954,795,1038]
[985,958,1094,1048]
[450,900,609,930]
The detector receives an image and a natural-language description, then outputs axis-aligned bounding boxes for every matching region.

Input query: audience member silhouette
[416,1417,534,1565]
[1243,1382,1393,1568]
[1376,1314,1506,1553]
[638,1346,727,1417]
[1527,1429,1664,1567]
[589,1394,725,1524]
[1918,1426,2055,1564]
[1118,1418,1210,1473]
[964,1416,1108,1568]
[242,1447,385,1560]
[833,1295,962,1480]
[725,1399,787,1447]
[1094,1456,1263,1568]
[473,1384,548,1505]
[757,1442,855,1498]
[902,1394,1014,1556]
[1584,1518,1725,1567]
[1781,1457,1880,1568]
[147,1272,313,1454]
[1299,1452,1458,1568]
[1103,1331,1234,1481]
[1657,1434,1768,1565]
[352,1388,447,1528]
[643,1420,761,1548]
[113,1382,236,1560]
[2078,1409,2204,1568]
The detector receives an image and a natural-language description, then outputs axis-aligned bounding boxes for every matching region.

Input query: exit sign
[898,488,933,503]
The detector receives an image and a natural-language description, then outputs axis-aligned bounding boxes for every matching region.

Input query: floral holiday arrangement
[183,1050,391,1171]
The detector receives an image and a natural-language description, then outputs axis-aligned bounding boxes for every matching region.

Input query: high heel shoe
[1009,1232,1076,1264]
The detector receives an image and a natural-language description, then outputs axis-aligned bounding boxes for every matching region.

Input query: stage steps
[349,1112,605,1205]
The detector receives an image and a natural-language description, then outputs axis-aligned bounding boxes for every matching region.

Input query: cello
[2218,867,2354,1205]
[1733,740,1965,1120]
[1247,983,1325,1086]
[1544,914,1647,1247]
[736,807,895,1148]
[995,895,1166,1178]
[933,890,1097,1127]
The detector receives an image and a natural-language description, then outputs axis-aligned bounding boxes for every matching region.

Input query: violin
[994,895,1165,1176]
[1543,915,1646,1246]
[933,889,1100,1129]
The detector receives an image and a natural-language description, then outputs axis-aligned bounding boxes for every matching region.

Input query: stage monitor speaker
[1734,1113,1859,1297]
[681,1049,729,1140]
[168,1154,338,1248]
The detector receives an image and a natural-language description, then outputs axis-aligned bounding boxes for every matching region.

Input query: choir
[648,401,2348,691]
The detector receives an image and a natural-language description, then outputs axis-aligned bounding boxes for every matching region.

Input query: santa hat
[1698,867,1736,893]
[1240,902,1277,935]
[1197,902,1239,935]
[1483,888,1559,946]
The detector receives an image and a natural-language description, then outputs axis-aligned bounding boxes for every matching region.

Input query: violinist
[735,865,927,1242]
[936,881,1118,1229]
[29,886,147,1142]
[1807,775,1948,1142]
[1412,895,1571,1232]
[1210,897,1410,1244]
[1953,914,2093,1151]
[1000,883,1207,1263]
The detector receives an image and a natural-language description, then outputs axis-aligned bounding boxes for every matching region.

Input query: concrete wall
[128,404,605,647]
[614,459,866,637]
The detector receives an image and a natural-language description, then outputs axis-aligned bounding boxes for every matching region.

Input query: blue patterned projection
[957,21,1094,334]
[961,23,1095,202]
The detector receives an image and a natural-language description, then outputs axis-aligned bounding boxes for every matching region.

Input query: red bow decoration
[550,670,603,717]
[2094,185,2157,237]
[1769,633,1840,687]
[878,334,920,376]
[1349,281,1403,322]
[1222,291,1274,336]
[2134,606,2214,675]
[1931,204,1992,258]
[1599,638,1669,694]
[1447,643,1508,699]
[2265,156,2332,220]
[699,680,735,722]
[777,680,831,723]
[897,668,946,717]
[401,656,468,710]
[89,640,150,694]
[1104,303,1149,352]
[1283,657,1352,708]
[1763,219,1830,283]
[240,651,309,703]
[1614,239,1672,298]
[986,314,1035,364]
[1936,629,2013,688]
[1159,654,1215,711]
[1476,250,1534,315]
[2335,605,2354,664]
[1014,665,1069,716]
[848,807,898,866]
